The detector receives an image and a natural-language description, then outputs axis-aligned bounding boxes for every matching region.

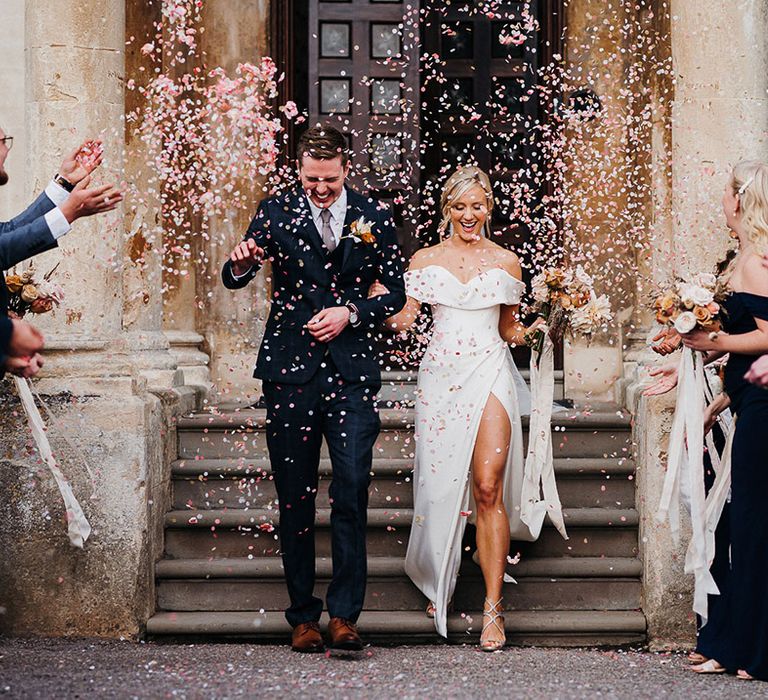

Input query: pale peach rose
[20,284,39,303]
[693,305,712,324]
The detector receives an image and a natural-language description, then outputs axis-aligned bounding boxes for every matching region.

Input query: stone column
[0,0,27,221]
[627,0,768,649]
[191,0,271,406]
[561,0,632,403]
[0,0,194,638]
[670,0,768,271]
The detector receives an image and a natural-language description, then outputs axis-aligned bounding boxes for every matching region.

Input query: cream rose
[673,310,698,334]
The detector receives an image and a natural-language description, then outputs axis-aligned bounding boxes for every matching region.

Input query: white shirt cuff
[44,179,71,206]
[44,208,72,240]
[231,266,254,280]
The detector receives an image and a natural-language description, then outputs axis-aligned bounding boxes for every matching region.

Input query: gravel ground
[1,639,767,699]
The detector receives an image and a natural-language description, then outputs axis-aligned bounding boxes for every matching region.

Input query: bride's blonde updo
[731,159,768,250]
[439,165,495,237]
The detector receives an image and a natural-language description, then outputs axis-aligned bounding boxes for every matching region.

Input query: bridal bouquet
[4,267,91,549]
[652,272,727,336]
[521,265,612,544]
[653,271,730,625]
[5,267,64,318]
[528,265,612,352]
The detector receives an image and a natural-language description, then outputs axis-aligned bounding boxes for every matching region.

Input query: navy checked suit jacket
[222,187,406,385]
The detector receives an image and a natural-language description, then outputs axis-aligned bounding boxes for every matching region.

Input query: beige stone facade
[0,0,764,646]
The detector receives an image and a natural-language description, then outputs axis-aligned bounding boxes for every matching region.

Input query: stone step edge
[155,555,642,580]
[379,370,565,383]
[164,507,639,529]
[145,609,646,637]
[170,456,636,478]
[176,407,632,431]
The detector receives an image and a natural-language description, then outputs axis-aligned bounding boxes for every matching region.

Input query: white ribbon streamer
[685,416,734,624]
[14,377,91,548]
[656,349,718,621]
[521,334,568,540]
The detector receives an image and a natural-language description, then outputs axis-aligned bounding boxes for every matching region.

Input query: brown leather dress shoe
[291,621,324,653]
[327,617,363,651]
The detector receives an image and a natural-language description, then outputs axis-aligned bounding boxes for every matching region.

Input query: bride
[369,166,544,651]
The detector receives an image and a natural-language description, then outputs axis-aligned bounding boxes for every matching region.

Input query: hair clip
[738,175,755,195]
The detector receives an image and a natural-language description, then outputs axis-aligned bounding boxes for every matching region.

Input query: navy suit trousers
[262,356,381,627]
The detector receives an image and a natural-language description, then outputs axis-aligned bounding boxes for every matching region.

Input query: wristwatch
[346,303,361,328]
[54,173,75,192]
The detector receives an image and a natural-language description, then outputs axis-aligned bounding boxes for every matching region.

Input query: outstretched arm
[0,217,58,271]
[0,139,106,235]
[0,189,59,235]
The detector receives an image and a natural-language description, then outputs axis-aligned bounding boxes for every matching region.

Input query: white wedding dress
[403,264,536,637]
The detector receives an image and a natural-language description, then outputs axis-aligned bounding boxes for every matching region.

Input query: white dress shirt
[306,188,347,249]
[43,180,72,239]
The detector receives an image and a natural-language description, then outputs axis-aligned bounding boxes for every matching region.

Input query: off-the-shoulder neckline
[407,264,524,288]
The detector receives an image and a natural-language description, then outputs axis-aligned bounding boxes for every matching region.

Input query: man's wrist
[345,303,360,328]
[54,173,75,193]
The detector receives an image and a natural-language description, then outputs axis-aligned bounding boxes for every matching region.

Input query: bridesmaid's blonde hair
[439,165,495,237]
[731,160,768,249]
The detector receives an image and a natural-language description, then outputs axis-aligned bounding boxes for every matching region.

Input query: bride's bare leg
[472,392,512,647]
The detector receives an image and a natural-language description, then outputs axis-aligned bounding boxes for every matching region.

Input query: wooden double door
[272,0,563,366]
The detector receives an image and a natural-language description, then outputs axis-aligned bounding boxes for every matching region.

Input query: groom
[222,125,405,652]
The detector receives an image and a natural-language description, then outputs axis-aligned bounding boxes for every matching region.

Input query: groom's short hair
[297,125,349,166]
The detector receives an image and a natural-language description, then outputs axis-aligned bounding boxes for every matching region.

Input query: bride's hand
[523,317,547,344]
[368,280,390,299]
[643,362,679,396]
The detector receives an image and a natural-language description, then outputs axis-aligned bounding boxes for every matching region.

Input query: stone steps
[176,407,633,460]
[155,556,642,613]
[161,507,640,561]
[146,610,647,647]
[170,456,636,511]
[149,400,645,645]
[376,369,566,405]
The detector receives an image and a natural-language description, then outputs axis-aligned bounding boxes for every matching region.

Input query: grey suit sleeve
[0,216,58,271]
[0,191,56,235]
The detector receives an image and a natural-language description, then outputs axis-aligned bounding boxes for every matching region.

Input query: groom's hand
[307,306,351,343]
[230,238,265,276]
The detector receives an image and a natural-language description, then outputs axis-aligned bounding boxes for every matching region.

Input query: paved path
[1,639,766,699]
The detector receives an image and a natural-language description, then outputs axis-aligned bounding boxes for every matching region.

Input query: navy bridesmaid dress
[694,420,729,654]
[697,292,768,679]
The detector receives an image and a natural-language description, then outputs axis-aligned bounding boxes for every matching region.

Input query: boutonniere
[346,216,376,244]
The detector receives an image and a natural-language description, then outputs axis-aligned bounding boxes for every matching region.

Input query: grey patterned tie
[319,208,336,252]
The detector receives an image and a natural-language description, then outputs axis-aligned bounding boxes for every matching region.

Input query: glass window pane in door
[441,22,473,59]
[371,79,402,114]
[492,21,526,59]
[371,23,402,58]
[370,134,402,172]
[320,23,351,58]
[320,78,352,114]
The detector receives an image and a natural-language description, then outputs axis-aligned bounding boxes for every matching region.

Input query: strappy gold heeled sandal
[426,601,436,618]
[480,597,505,652]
